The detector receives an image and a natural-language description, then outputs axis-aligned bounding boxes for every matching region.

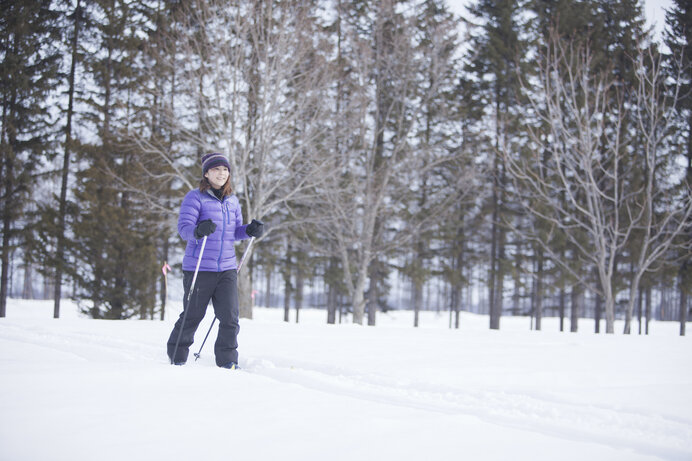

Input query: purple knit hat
[201,153,231,174]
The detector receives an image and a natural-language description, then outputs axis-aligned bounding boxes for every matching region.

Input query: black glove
[246,219,265,238]
[194,219,216,239]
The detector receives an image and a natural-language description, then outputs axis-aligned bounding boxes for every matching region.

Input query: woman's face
[205,166,229,189]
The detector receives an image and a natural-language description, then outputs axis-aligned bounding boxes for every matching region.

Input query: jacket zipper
[217,197,226,271]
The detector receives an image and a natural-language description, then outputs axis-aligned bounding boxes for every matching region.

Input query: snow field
[1,299,690,461]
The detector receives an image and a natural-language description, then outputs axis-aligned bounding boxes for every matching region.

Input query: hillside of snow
[1,299,690,461]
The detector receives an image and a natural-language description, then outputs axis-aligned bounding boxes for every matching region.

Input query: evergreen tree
[68,0,159,319]
[52,0,87,318]
[664,0,692,335]
[131,0,190,320]
[0,1,61,316]
[465,0,529,329]
[404,0,463,327]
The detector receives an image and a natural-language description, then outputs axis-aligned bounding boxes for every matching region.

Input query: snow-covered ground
[1,299,690,461]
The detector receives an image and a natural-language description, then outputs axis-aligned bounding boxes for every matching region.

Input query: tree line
[1,0,690,335]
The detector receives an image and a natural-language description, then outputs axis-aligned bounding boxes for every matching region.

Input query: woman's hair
[199,176,233,196]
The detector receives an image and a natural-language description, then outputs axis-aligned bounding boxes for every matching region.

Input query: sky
[445,0,674,40]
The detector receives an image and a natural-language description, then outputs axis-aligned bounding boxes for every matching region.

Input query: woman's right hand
[194,219,216,239]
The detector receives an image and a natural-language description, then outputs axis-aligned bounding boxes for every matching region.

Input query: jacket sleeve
[178,191,201,241]
[234,196,250,240]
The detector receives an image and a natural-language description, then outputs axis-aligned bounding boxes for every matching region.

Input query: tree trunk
[0,147,14,318]
[282,242,292,322]
[450,281,461,330]
[54,0,82,319]
[283,275,291,323]
[624,270,644,335]
[637,286,643,334]
[338,294,344,324]
[22,262,33,299]
[600,270,616,334]
[351,270,368,325]
[534,253,543,331]
[559,287,565,332]
[413,275,422,328]
[594,291,602,334]
[295,265,303,324]
[489,169,506,330]
[327,282,337,325]
[451,228,464,329]
[645,285,652,335]
[570,285,581,333]
[492,230,506,329]
[680,272,688,336]
[488,184,499,329]
[326,257,337,324]
[367,267,378,327]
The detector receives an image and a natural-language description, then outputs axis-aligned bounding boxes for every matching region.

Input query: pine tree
[0,1,61,316]
[68,0,159,319]
[52,0,86,318]
[404,0,462,327]
[465,0,529,329]
[132,0,191,320]
[664,0,692,335]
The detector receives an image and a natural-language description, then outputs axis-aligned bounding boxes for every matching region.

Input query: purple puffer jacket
[178,189,250,272]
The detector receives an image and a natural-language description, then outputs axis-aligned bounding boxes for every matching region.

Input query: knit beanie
[201,153,231,174]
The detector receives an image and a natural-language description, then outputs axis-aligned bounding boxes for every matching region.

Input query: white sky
[445,0,674,40]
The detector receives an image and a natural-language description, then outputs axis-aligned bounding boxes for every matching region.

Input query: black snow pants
[167,269,240,366]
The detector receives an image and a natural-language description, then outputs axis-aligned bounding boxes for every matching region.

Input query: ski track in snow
[243,356,692,461]
[0,321,161,363]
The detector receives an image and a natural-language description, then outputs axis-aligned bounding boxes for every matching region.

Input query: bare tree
[623,44,692,333]
[507,29,692,334]
[314,0,465,325]
[126,0,335,318]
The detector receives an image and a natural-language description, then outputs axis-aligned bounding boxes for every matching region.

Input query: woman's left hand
[246,219,265,238]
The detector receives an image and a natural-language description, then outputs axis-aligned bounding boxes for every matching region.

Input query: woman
[167,152,264,369]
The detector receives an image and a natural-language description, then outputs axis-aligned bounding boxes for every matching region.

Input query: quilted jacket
[178,189,249,272]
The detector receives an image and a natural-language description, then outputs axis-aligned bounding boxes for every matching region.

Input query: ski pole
[194,237,255,361]
[171,235,208,365]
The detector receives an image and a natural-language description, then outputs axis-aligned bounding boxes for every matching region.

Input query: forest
[0,0,690,335]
